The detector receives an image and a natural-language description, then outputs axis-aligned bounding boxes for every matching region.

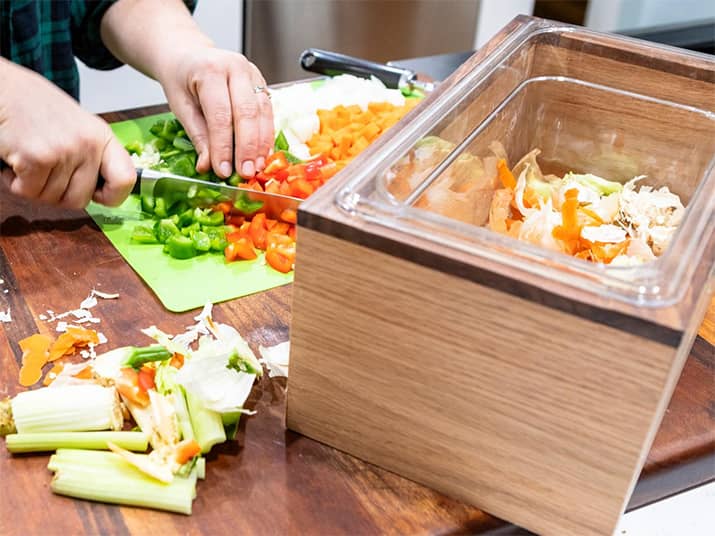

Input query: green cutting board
[86,113,293,313]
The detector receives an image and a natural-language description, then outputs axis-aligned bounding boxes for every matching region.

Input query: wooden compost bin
[286,16,715,536]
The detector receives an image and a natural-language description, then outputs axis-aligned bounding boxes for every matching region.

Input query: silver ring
[253,85,270,98]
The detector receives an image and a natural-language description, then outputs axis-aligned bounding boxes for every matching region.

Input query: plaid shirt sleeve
[71,0,198,71]
[0,0,198,100]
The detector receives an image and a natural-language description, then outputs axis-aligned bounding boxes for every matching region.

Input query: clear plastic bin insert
[335,18,714,309]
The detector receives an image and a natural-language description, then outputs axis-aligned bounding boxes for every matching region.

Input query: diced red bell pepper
[304,160,323,181]
[137,366,156,392]
[287,225,297,240]
[264,152,289,174]
[225,215,245,227]
[291,179,314,199]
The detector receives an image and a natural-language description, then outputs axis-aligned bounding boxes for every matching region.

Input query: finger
[229,74,261,178]
[58,158,97,209]
[8,150,51,198]
[256,91,274,172]
[38,159,73,205]
[93,138,136,207]
[171,97,211,174]
[196,74,234,178]
[249,67,274,172]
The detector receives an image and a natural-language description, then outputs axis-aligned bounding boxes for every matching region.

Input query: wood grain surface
[286,227,711,535]
[0,102,712,535]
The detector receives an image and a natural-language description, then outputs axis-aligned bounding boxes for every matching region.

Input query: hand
[157,47,274,179]
[0,61,135,208]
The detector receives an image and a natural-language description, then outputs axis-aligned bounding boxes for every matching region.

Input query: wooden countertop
[0,105,712,535]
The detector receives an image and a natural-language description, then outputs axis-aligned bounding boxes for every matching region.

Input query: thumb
[93,137,136,207]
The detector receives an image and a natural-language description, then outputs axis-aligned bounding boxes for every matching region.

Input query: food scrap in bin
[386,138,685,265]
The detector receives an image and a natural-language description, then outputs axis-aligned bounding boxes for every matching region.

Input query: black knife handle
[96,170,141,195]
[1,159,140,195]
[300,48,413,90]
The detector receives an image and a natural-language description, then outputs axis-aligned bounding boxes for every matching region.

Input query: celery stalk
[185,391,225,454]
[48,450,134,472]
[172,389,195,442]
[196,457,206,480]
[6,431,148,453]
[11,385,122,433]
[51,465,194,514]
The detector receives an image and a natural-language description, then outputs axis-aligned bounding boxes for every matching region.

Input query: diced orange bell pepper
[266,247,294,273]
[248,214,268,250]
[116,368,150,407]
[225,238,257,261]
[279,209,297,224]
[175,439,202,465]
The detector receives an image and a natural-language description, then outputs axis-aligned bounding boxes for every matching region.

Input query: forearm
[100,0,212,84]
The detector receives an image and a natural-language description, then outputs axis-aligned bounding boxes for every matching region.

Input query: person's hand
[157,47,274,179]
[0,60,135,208]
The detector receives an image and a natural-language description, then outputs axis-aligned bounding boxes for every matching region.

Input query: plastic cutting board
[86,112,293,313]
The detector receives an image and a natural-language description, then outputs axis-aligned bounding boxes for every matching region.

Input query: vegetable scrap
[0,308,10,323]
[386,139,685,265]
[258,341,290,378]
[126,75,422,273]
[18,327,102,387]
[2,302,269,515]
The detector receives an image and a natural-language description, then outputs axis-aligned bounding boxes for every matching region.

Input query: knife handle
[1,160,140,196]
[96,170,141,195]
[300,48,414,91]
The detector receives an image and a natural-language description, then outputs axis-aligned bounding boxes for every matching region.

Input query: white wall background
[586,0,715,32]
[78,0,242,113]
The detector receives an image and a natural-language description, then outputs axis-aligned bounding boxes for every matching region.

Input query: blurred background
[79,0,715,113]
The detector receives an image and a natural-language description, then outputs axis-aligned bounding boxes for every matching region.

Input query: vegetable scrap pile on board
[387,138,685,265]
[126,75,420,273]
[1,303,289,515]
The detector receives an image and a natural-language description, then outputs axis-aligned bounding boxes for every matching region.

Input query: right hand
[0,59,135,208]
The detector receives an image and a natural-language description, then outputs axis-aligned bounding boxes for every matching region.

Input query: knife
[0,158,301,217]
[120,168,302,218]
[299,48,435,94]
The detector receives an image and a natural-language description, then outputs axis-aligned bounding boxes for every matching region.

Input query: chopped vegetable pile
[127,75,420,273]
[1,304,288,515]
[387,138,685,265]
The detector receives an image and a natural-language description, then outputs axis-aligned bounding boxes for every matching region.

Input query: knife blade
[100,168,302,218]
[299,48,435,94]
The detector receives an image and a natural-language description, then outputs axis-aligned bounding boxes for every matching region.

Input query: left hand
[157,47,274,179]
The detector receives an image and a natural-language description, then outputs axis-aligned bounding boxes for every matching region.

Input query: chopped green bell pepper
[154,218,181,243]
[191,230,211,252]
[193,208,224,226]
[165,235,197,259]
[131,224,159,244]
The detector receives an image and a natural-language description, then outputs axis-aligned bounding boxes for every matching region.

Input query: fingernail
[255,157,265,171]
[220,161,232,177]
[241,160,255,177]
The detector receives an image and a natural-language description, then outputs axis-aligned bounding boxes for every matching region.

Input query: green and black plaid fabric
[0,0,196,100]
